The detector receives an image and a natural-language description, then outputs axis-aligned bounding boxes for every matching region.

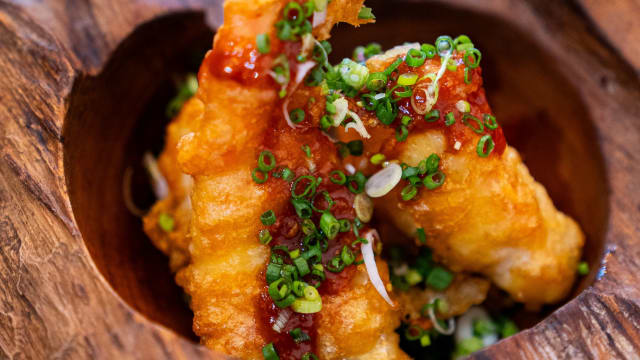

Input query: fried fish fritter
[336,45,584,307]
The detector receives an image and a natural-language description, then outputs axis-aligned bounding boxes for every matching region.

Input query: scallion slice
[476,135,495,157]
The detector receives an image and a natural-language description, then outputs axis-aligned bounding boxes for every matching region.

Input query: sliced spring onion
[421,43,437,58]
[476,135,495,157]
[435,35,454,56]
[259,229,272,245]
[291,198,313,219]
[158,213,174,232]
[256,33,270,54]
[445,112,455,126]
[261,210,277,226]
[289,327,311,343]
[362,230,394,305]
[375,97,397,125]
[483,114,498,130]
[365,163,402,198]
[354,193,374,222]
[370,153,386,165]
[262,343,280,360]
[405,48,426,67]
[291,285,322,313]
[319,212,340,239]
[577,261,589,275]
[401,184,417,201]
[258,150,276,172]
[462,114,484,134]
[338,58,369,89]
[358,6,375,19]
[424,109,440,122]
[427,297,456,335]
[426,266,453,290]
[456,100,471,113]
[143,152,169,199]
[367,72,387,91]
[464,48,482,69]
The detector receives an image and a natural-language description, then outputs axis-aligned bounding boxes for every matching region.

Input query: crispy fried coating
[396,274,489,326]
[337,46,585,307]
[147,1,404,358]
[143,98,200,272]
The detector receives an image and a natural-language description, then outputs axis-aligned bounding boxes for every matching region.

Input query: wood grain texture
[1,0,640,359]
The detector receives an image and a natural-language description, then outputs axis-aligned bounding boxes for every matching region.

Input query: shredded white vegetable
[362,230,394,306]
[272,309,292,333]
[344,111,371,139]
[455,306,497,346]
[143,152,168,199]
[331,97,349,126]
[428,297,456,335]
[282,61,316,129]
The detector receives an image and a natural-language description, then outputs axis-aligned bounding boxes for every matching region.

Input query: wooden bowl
[2,0,639,358]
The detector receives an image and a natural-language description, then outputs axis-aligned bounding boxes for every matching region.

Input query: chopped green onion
[425,153,440,175]
[347,171,367,194]
[301,219,316,235]
[370,153,385,165]
[291,198,313,219]
[456,100,471,113]
[361,93,379,111]
[405,48,427,67]
[274,293,296,308]
[301,144,312,157]
[292,280,307,296]
[259,229,273,245]
[262,343,280,360]
[158,213,174,232]
[339,219,351,232]
[303,0,315,17]
[462,114,484,134]
[401,115,412,126]
[289,249,300,259]
[376,98,398,125]
[420,334,431,347]
[329,170,347,185]
[276,20,293,41]
[256,33,270,54]
[423,170,445,190]
[291,286,322,313]
[283,1,304,26]
[500,319,519,338]
[347,140,364,156]
[405,269,423,286]
[266,263,282,284]
[320,115,332,130]
[392,85,413,98]
[365,43,382,58]
[261,210,277,226]
[398,72,419,86]
[319,212,340,240]
[401,184,418,201]
[341,245,355,265]
[577,261,589,275]
[313,0,327,12]
[473,319,498,337]
[402,165,419,179]
[455,337,483,356]
[358,6,375,19]
[464,67,472,84]
[454,35,472,47]
[405,324,423,341]
[383,57,403,76]
[302,247,322,263]
[311,263,325,281]
[396,125,409,142]
[424,109,440,122]
[483,114,498,130]
[338,58,369,89]
[268,278,291,301]
[435,35,454,56]
[290,328,311,343]
[476,135,495,157]
[367,72,387,91]
[421,43,437,59]
[301,353,318,360]
[426,266,453,290]
[416,228,426,244]
[446,58,457,72]
[464,48,482,69]
[252,168,268,184]
[327,256,345,273]
[290,108,305,124]
[258,150,277,172]
[294,256,311,276]
[445,112,455,126]
[291,175,317,198]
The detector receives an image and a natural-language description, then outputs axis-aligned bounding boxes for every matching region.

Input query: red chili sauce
[255,177,366,360]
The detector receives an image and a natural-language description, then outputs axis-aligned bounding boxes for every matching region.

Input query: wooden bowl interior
[63,1,609,344]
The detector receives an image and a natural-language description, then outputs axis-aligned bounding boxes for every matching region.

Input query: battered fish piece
[336,44,585,307]
[143,97,200,272]
[145,1,405,359]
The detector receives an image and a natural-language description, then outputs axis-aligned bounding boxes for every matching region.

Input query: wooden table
[1,0,640,358]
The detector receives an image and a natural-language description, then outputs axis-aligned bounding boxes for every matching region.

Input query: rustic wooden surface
[1,0,640,359]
